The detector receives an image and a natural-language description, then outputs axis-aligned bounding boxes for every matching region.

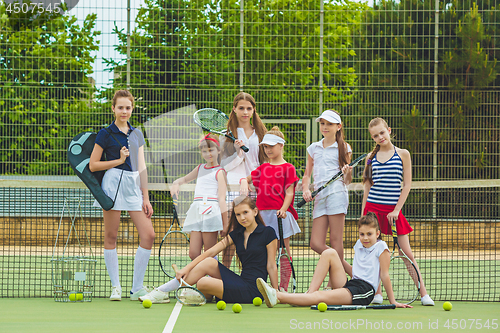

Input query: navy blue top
[229,223,277,284]
[95,121,145,171]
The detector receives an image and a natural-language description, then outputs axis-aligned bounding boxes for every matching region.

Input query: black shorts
[343,279,375,305]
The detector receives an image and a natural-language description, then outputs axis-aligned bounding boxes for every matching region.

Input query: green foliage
[353,0,500,180]
[0,3,101,174]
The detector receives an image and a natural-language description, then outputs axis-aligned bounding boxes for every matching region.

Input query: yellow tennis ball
[68,293,76,301]
[253,297,262,306]
[317,302,328,312]
[216,300,226,310]
[76,293,83,301]
[232,303,242,313]
[443,301,452,311]
[143,299,152,308]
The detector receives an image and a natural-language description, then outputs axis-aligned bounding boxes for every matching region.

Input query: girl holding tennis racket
[89,90,155,301]
[169,134,228,260]
[221,92,267,268]
[301,110,353,277]
[362,117,434,306]
[257,213,412,308]
[245,126,301,291]
[139,196,278,304]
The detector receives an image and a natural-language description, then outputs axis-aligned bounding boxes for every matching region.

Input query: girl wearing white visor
[302,110,353,284]
[244,126,301,291]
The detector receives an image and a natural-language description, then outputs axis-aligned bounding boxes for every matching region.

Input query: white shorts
[183,198,223,233]
[259,210,301,240]
[312,191,349,219]
[93,168,143,211]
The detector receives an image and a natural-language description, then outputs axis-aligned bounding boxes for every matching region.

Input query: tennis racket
[172,264,207,306]
[311,304,395,311]
[297,153,367,208]
[386,223,421,304]
[276,217,297,293]
[193,108,249,152]
[158,194,191,278]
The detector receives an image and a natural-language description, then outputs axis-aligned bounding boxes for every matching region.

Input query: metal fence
[0,0,499,300]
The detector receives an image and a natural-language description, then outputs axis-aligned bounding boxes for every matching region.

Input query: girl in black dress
[140,196,278,304]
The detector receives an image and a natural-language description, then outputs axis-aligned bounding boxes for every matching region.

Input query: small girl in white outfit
[170,134,228,260]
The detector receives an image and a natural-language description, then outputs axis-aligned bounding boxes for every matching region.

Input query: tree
[0,2,101,175]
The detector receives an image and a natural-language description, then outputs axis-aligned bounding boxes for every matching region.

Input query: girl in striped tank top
[361,118,434,306]
[170,134,228,261]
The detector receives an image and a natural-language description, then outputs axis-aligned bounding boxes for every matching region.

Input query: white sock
[158,278,180,293]
[131,246,151,293]
[104,248,120,288]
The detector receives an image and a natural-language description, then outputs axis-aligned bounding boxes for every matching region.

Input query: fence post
[319,0,324,117]
[433,0,440,218]
[239,0,245,92]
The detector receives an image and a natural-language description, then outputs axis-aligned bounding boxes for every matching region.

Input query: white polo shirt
[306,139,352,199]
[352,239,389,291]
[220,128,260,185]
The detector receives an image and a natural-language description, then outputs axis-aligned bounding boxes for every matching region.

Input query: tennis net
[0,178,499,301]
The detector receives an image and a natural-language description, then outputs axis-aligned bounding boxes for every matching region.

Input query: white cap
[259,133,286,146]
[316,110,341,124]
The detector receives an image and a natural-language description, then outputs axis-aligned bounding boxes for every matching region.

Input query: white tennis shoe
[130,286,153,301]
[371,294,383,304]
[139,288,170,304]
[256,278,278,308]
[109,286,122,301]
[421,294,435,306]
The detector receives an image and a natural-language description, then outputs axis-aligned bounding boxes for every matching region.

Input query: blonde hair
[267,126,284,140]
[198,134,221,164]
[362,118,390,185]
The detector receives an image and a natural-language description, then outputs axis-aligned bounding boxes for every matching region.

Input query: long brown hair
[362,118,389,185]
[358,212,381,240]
[225,196,266,236]
[223,92,267,164]
[324,110,349,168]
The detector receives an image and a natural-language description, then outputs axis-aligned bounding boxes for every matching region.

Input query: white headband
[259,133,286,146]
[316,110,341,124]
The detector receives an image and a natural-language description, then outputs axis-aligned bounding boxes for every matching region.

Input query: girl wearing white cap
[220,92,267,268]
[302,110,353,281]
[245,126,301,291]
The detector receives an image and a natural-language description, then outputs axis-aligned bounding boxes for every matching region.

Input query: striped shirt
[367,149,403,205]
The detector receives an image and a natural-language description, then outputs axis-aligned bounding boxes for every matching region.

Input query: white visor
[316,110,341,124]
[259,134,286,146]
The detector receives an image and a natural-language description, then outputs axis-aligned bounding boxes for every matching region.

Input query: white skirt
[260,210,301,240]
[312,190,349,219]
[183,198,223,233]
[93,168,143,211]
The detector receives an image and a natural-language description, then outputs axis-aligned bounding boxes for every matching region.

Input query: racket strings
[159,231,191,278]
[389,256,419,304]
[279,256,292,292]
[195,110,228,132]
[176,287,206,306]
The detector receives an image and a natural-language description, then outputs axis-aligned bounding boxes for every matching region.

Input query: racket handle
[297,198,307,208]
[241,145,249,153]
[172,264,179,273]
[297,188,320,208]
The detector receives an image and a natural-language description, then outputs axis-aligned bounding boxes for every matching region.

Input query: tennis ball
[443,301,452,311]
[216,300,226,310]
[253,297,262,306]
[232,303,242,313]
[68,293,76,301]
[317,302,328,312]
[143,299,152,308]
[76,293,83,301]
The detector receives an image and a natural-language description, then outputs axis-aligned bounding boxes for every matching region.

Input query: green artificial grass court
[1,298,499,333]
